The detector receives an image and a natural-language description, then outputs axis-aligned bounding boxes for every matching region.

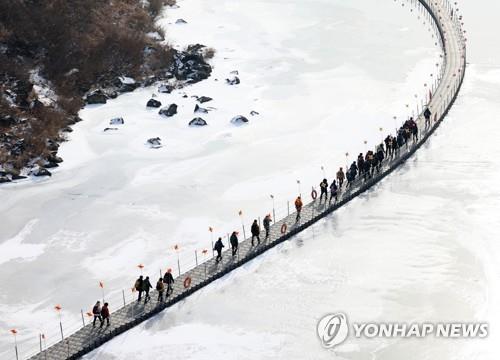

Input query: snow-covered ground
[1,0,490,358]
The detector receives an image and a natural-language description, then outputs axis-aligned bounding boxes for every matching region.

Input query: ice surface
[1,0,491,358]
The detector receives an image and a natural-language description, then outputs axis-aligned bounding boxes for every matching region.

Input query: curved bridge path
[28,0,466,358]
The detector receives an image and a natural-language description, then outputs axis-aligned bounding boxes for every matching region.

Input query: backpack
[134,279,141,290]
[156,282,163,291]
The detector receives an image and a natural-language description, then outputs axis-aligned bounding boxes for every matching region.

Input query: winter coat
[214,239,224,252]
[251,222,260,236]
[263,217,272,230]
[142,278,152,292]
[230,233,239,247]
[156,280,165,292]
[101,306,110,319]
[92,304,101,315]
[295,198,303,210]
[163,272,174,285]
[134,278,143,291]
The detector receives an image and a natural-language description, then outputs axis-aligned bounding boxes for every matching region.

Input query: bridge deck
[28,0,465,358]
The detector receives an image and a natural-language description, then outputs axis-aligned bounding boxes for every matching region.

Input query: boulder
[147,137,162,147]
[250,110,260,116]
[226,76,240,85]
[85,90,108,104]
[62,126,73,133]
[159,104,178,117]
[176,19,188,24]
[189,117,208,127]
[231,115,249,125]
[197,96,212,103]
[230,70,239,75]
[158,84,174,93]
[170,46,212,84]
[0,177,11,184]
[110,117,125,125]
[103,127,119,132]
[46,139,59,152]
[30,166,52,177]
[146,99,162,108]
[47,154,63,164]
[194,104,208,114]
[118,76,138,93]
[43,161,59,169]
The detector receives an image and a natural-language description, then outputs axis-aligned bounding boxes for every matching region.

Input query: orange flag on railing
[209,226,213,232]
[137,264,144,269]
[99,281,104,289]
[10,329,17,335]
[54,305,62,311]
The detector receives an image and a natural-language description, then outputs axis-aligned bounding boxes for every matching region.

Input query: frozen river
[2,0,497,359]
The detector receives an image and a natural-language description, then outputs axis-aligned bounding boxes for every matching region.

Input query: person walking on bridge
[251,220,261,245]
[263,214,272,239]
[163,268,175,296]
[230,231,239,256]
[143,276,152,303]
[100,302,110,328]
[329,180,338,203]
[319,179,328,203]
[135,275,144,302]
[214,237,224,262]
[92,301,102,327]
[156,277,165,302]
[424,107,432,128]
[295,196,303,222]
[337,167,345,188]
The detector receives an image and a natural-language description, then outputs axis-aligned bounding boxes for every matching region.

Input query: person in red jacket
[100,302,110,327]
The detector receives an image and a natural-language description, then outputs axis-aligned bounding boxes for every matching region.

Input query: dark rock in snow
[107,91,118,99]
[12,175,27,180]
[231,115,249,125]
[103,127,119,132]
[176,19,188,24]
[85,90,108,104]
[110,117,125,125]
[197,96,212,103]
[147,137,162,147]
[159,104,178,117]
[0,177,11,184]
[43,161,59,169]
[146,99,162,108]
[230,70,239,75]
[189,117,208,127]
[182,94,188,98]
[47,154,63,164]
[158,84,174,93]
[250,111,260,116]
[30,166,52,177]
[46,139,59,152]
[170,46,212,84]
[194,104,208,114]
[62,126,73,133]
[117,77,138,93]
[226,76,240,85]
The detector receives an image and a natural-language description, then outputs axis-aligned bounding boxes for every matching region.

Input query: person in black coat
[214,237,224,262]
[319,179,328,203]
[251,220,260,245]
[263,215,272,239]
[142,276,152,303]
[230,231,239,256]
[163,269,175,296]
[329,180,338,203]
[424,107,432,127]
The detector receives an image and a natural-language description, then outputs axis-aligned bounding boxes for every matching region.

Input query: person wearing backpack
[92,301,102,327]
[100,303,110,327]
[156,278,165,302]
[143,276,152,303]
[135,275,144,302]
[319,179,328,203]
[163,269,175,296]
